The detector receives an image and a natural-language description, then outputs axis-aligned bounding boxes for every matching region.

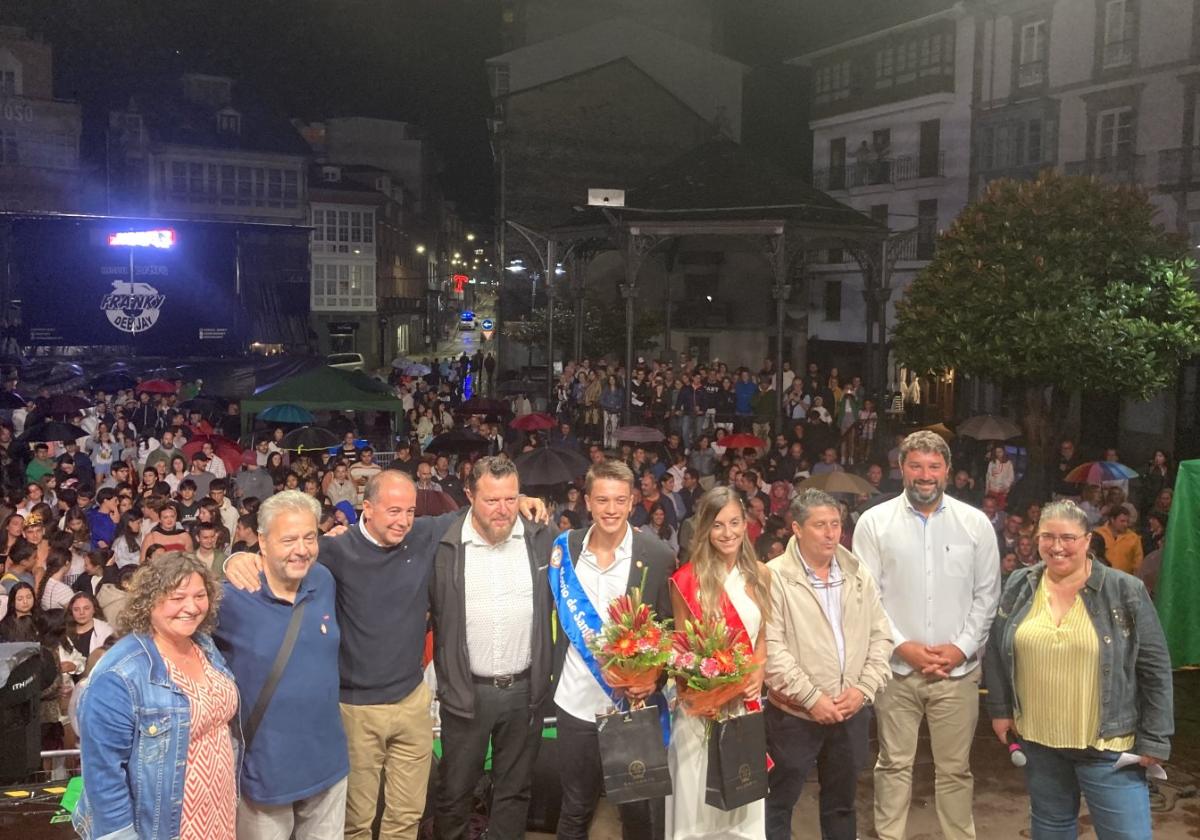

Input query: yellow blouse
[1013,576,1135,752]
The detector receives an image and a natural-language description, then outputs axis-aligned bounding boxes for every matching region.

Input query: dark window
[685,273,718,301]
[827,247,844,263]
[824,281,842,322]
[917,199,938,260]
[919,119,941,177]
[870,204,889,226]
[829,137,846,190]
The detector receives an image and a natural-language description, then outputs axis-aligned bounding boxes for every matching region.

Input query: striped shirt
[462,515,533,678]
[798,553,846,669]
[1013,575,1135,751]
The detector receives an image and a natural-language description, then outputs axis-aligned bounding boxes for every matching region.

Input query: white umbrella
[957,414,1022,440]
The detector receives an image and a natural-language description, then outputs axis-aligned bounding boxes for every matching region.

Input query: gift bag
[705,710,768,810]
[596,706,672,804]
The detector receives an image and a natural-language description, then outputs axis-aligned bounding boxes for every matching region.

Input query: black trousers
[555,706,664,840]
[435,680,542,840]
[764,702,871,840]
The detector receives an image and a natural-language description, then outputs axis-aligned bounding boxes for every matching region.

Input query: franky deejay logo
[100,281,166,334]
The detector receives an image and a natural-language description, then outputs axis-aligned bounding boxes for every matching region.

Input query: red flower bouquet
[588,585,673,697]
[667,616,761,718]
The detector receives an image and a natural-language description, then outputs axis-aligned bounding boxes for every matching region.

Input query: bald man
[226,473,547,840]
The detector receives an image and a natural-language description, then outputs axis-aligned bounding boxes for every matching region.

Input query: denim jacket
[73,633,242,840]
[982,561,1173,760]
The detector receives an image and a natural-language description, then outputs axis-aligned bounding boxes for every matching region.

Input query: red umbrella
[510,412,557,432]
[718,433,767,450]
[136,379,178,394]
[183,435,244,476]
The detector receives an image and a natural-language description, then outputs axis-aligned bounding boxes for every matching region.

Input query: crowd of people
[0,356,1179,840]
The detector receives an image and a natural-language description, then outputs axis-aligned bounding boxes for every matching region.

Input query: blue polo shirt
[213,564,347,805]
[87,509,117,550]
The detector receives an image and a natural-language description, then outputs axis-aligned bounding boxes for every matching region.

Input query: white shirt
[853,492,1000,677]
[462,515,533,677]
[205,455,227,479]
[554,524,633,722]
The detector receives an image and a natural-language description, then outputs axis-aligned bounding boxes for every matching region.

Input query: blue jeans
[1022,741,1151,840]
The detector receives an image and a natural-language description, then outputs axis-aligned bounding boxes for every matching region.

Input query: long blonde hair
[688,486,770,624]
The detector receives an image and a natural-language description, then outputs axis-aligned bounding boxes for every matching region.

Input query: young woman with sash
[668,485,772,839]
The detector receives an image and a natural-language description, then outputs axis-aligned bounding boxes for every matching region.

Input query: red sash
[670,562,751,647]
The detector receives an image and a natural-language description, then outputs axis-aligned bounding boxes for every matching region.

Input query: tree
[893,171,1200,463]
[504,293,663,361]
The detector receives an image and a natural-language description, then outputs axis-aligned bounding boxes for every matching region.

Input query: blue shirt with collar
[213,564,347,805]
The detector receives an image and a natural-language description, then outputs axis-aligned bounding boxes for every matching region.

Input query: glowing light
[466,233,476,241]
[108,229,176,249]
[415,244,426,254]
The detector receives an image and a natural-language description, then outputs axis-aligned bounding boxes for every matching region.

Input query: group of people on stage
[69,430,1173,840]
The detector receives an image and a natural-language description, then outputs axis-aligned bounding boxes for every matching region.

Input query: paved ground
[533,669,1200,839]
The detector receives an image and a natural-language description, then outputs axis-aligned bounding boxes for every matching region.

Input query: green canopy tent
[240,365,403,443]
[1156,458,1200,667]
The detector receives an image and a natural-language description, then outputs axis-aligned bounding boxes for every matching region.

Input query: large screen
[15,217,244,354]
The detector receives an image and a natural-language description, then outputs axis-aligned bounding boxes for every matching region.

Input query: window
[311,261,377,312]
[1102,0,1135,68]
[1096,108,1134,159]
[977,116,1057,172]
[0,129,17,164]
[917,199,938,260]
[919,119,941,177]
[490,63,510,98]
[311,205,376,254]
[870,204,889,225]
[0,49,22,96]
[162,159,301,210]
[814,60,852,104]
[829,137,846,189]
[874,29,954,88]
[824,280,843,322]
[1018,20,1048,86]
[0,71,15,95]
[217,111,241,135]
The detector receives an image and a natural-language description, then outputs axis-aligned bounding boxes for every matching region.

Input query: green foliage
[504,293,663,360]
[893,172,1200,400]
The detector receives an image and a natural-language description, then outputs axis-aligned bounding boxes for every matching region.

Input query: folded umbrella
[1064,461,1139,484]
[616,425,665,444]
[510,412,557,432]
[259,403,316,425]
[514,445,592,485]
[798,471,879,496]
[956,414,1023,441]
[280,426,340,453]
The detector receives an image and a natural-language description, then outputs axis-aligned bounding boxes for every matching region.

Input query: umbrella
[717,433,767,450]
[415,488,460,517]
[136,379,178,394]
[182,435,244,476]
[513,445,591,485]
[0,390,27,410]
[460,397,511,416]
[616,425,665,444]
[1064,461,1140,484]
[919,422,956,441]
[510,412,557,432]
[956,414,1023,440]
[258,404,316,424]
[798,471,880,496]
[390,356,417,369]
[279,426,340,453]
[16,421,86,445]
[400,362,432,377]
[425,428,490,454]
[88,371,138,392]
[46,394,92,417]
[178,396,225,416]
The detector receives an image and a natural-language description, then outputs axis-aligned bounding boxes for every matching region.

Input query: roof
[488,16,747,137]
[550,140,883,235]
[129,77,311,157]
[241,366,403,413]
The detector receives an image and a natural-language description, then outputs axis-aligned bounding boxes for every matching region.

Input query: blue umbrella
[259,403,315,424]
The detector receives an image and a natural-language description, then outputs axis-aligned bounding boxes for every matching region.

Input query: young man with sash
[549,459,675,840]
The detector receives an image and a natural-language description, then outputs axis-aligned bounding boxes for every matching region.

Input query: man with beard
[428,457,557,840]
[852,431,999,840]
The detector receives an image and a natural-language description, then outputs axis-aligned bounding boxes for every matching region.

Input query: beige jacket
[765,539,893,720]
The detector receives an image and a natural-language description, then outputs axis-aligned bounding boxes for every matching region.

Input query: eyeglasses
[1036,533,1087,546]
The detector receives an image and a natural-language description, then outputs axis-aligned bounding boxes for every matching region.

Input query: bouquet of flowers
[667,616,760,718]
[588,585,673,698]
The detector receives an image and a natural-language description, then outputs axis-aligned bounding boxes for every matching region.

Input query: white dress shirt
[554,523,633,722]
[853,492,1000,677]
[462,515,533,677]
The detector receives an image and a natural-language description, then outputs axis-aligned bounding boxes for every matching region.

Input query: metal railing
[1063,154,1144,184]
[813,151,945,191]
[1017,59,1046,87]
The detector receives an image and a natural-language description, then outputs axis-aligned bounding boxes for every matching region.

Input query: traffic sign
[481,318,494,331]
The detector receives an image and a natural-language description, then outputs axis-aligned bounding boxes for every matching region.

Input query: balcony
[1064,154,1143,185]
[1017,60,1046,88]
[813,151,945,192]
[893,219,940,262]
[1156,148,1200,188]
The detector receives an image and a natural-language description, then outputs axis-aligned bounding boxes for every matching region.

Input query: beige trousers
[340,682,433,840]
[873,668,981,840]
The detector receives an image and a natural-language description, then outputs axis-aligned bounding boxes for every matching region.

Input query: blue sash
[548,530,669,745]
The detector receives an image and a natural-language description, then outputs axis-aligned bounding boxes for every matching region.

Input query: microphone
[1008,736,1027,767]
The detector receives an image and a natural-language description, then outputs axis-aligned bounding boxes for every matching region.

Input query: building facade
[0,25,82,213]
[791,4,974,382]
